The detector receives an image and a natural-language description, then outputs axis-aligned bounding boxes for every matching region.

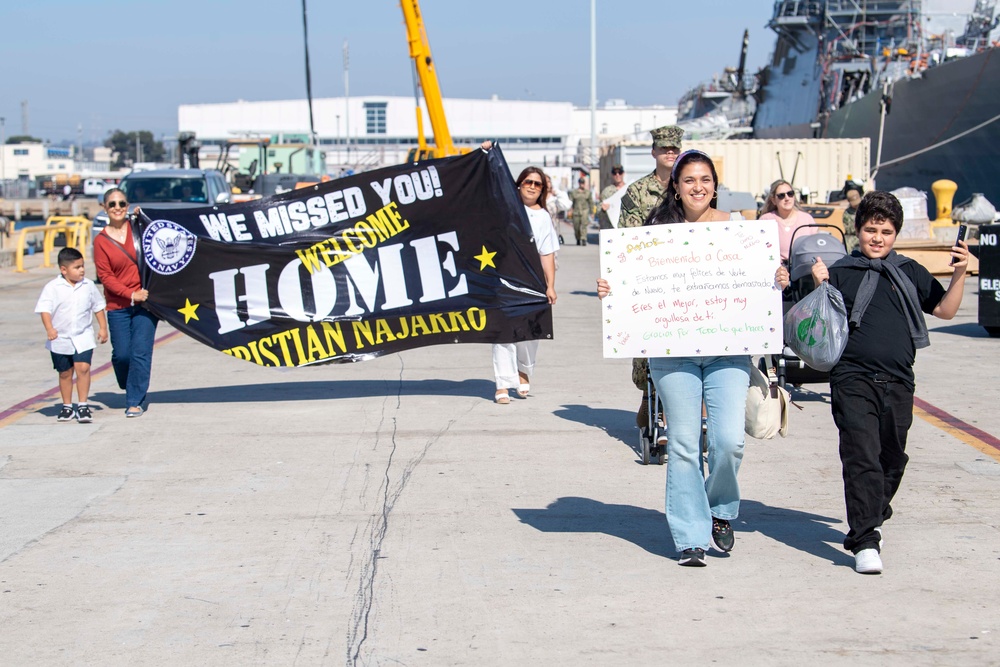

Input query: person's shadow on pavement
[553,404,641,460]
[513,497,853,567]
[512,496,675,558]
[737,499,853,567]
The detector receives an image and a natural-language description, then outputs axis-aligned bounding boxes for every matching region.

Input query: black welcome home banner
[136,146,552,367]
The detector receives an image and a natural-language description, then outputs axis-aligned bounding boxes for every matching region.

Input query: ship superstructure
[753,0,1000,203]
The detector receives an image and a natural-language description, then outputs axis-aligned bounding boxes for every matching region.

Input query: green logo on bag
[797,312,827,348]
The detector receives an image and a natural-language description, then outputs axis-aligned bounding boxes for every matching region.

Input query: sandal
[495,390,510,405]
[517,372,530,397]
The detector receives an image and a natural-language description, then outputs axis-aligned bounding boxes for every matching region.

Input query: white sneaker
[855,548,883,574]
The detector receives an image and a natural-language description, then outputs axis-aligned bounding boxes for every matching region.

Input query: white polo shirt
[34,276,106,355]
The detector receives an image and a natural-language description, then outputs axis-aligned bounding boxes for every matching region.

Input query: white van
[82,178,111,197]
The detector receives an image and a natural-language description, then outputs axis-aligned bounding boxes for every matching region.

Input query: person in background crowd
[545,174,570,251]
[841,182,864,253]
[618,125,684,429]
[599,150,790,567]
[597,165,626,230]
[568,175,594,245]
[93,187,159,418]
[759,179,817,263]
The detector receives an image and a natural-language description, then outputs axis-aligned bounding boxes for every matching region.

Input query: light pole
[343,41,351,165]
[590,0,596,169]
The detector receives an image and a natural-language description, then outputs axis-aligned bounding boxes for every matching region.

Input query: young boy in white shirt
[35,248,109,422]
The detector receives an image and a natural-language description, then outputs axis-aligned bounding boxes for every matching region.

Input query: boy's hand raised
[951,239,970,271]
[811,257,829,287]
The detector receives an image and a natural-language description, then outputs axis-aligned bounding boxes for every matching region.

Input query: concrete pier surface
[1,238,998,666]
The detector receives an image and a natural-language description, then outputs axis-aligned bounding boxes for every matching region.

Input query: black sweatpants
[830,374,914,554]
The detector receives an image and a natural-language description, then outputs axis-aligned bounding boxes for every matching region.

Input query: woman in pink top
[759,179,816,262]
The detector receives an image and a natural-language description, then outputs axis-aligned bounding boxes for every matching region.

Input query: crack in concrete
[344,357,457,666]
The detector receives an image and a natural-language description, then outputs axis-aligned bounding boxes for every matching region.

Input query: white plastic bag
[783,281,849,372]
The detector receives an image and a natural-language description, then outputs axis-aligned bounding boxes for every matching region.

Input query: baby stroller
[638,365,708,466]
[775,224,849,388]
[639,368,667,465]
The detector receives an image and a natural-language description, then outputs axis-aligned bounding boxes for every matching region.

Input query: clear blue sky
[0,0,777,143]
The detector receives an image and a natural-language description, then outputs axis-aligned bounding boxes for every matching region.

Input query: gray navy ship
[752,0,1000,204]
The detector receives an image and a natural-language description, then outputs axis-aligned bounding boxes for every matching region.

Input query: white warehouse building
[178,96,677,185]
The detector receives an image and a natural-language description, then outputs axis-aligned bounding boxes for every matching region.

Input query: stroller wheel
[639,428,651,465]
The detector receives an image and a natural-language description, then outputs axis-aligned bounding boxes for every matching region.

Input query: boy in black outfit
[811,191,968,574]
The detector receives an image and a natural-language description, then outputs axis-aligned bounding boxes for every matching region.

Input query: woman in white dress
[493,165,558,404]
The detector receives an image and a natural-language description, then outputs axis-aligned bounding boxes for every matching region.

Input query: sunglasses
[106,200,129,209]
[521,180,543,189]
[774,191,795,200]
[611,169,624,175]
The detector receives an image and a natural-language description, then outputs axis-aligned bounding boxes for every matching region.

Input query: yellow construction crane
[400,0,471,162]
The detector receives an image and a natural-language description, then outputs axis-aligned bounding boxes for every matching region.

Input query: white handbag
[745,364,789,439]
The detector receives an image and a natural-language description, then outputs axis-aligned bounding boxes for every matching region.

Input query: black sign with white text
[136,147,552,366]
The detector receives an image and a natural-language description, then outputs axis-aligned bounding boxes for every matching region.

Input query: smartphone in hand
[951,224,968,265]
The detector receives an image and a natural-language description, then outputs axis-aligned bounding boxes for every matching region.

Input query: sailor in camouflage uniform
[618,125,683,229]
[618,125,684,427]
[568,176,594,245]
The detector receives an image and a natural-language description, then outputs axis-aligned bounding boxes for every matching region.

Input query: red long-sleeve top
[93,226,141,312]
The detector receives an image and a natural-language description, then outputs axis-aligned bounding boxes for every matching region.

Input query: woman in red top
[93,188,158,417]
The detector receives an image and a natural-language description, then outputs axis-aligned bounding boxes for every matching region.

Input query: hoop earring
[674,193,681,200]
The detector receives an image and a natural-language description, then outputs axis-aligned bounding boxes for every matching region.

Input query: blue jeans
[107,306,158,409]
[649,355,750,552]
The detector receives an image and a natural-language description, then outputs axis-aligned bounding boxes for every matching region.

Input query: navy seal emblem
[142,220,197,275]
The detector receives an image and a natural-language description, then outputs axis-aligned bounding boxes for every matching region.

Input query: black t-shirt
[828,257,946,388]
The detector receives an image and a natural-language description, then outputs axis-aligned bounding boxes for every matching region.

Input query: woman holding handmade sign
[597,150,790,566]
[490,158,558,404]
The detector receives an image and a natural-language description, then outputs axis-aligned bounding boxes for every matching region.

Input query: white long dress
[493,206,557,390]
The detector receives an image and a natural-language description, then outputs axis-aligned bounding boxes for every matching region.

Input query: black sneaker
[678,548,707,567]
[57,405,76,422]
[76,405,93,423]
[711,518,735,553]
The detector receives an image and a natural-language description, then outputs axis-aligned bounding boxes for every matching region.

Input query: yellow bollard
[931,179,958,222]
[13,221,92,272]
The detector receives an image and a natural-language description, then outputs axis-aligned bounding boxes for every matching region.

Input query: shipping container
[601,138,871,205]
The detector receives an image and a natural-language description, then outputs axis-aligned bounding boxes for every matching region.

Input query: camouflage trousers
[572,215,589,242]
[632,357,649,392]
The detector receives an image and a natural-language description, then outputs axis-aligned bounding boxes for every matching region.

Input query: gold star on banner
[474,245,497,270]
[178,298,200,323]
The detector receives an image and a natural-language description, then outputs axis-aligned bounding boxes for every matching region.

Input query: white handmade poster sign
[600,221,784,358]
